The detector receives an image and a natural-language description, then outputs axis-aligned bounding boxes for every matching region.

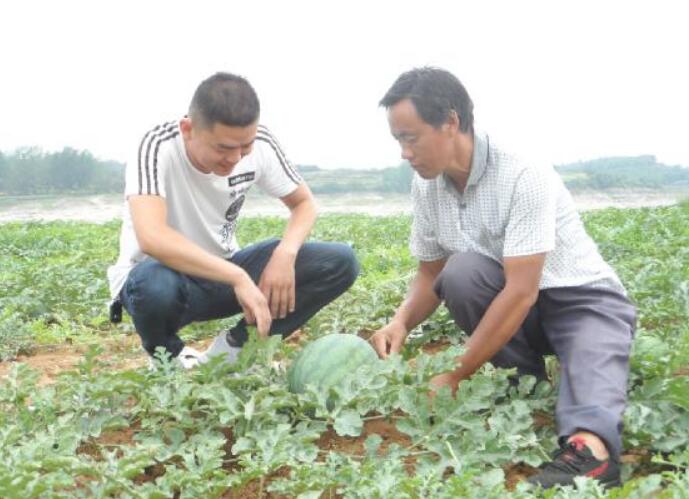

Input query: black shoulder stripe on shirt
[137,123,164,195]
[137,121,175,195]
[143,121,177,195]
[255,128,302,185]
[137,121,176,195]
[256,126,297,178]
[151,130,180,195]
[256,135,300,185]
[256,126,300,181]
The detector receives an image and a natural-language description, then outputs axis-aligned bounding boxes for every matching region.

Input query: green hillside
[2,147,688,196]
[555,155,689,190]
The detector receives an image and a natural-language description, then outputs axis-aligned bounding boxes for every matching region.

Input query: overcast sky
[2,0,687,169]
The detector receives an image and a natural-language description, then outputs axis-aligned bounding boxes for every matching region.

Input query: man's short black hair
[379,67,474,133]
[189,72,260,129]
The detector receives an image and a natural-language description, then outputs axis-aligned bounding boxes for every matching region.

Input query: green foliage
[0,220,121,359]
[1,203,688,496]
[0,309,34,361]
[294,161,414,194]
[0,147,124,195]
[3,146,687,198]
[303,155,689,194]
[556,155,689,190]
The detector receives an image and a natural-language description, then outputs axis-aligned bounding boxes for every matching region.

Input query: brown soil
[420,339,452,355]
[0,335,139,385]
[504,462,538,490]
[284,328,307,346]
[317,416,412,458]
[0,335,214,386]
[220,417,415,498]
[620,448,651,466]
[1,345,99,386]
[133,463,168,485]
[222,467,293,499]
[532,410,554,429]
[77,426,138,461]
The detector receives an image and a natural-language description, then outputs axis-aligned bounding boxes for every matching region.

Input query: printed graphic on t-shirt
[220,193,246,251]
[228,172,256,187]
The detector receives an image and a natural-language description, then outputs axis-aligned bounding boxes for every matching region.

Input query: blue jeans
[120,239,359,356]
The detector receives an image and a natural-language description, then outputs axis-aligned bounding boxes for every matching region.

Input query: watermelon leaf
[333,409,363,437]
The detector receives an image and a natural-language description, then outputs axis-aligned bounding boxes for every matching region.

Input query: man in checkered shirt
[370,67,636,489]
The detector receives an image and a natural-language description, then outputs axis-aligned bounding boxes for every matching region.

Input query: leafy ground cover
[1,204,688,497]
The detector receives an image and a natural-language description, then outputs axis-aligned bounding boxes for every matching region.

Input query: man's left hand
[259,247,297,319]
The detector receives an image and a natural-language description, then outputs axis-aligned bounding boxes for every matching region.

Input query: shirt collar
[441,129,490,192]
[467,130,489,187]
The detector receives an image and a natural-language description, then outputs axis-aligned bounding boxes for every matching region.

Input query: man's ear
[179,117,193,139]
[446,109,461,132]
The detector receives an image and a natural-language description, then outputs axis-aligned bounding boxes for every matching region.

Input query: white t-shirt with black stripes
[106,120,302,299]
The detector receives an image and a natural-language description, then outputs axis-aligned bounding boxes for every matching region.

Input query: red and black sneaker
[527,437,621,489]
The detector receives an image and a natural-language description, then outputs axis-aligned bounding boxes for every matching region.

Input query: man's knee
[300,242,360,290]
[434,252,501,303]
[324,243,360,288]
[124,262,186,316]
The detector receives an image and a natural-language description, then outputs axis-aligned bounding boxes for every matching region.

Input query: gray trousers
[433,252,636,458]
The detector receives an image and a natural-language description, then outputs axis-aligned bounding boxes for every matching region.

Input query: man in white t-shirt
[107,72,358,368]
[370,67,636,489]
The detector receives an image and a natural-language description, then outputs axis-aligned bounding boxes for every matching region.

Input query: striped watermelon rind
[287,333,379,394]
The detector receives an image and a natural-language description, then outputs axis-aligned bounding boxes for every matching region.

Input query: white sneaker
[199,332,242,365]
[176,346,203,369]
[147,345,203,370]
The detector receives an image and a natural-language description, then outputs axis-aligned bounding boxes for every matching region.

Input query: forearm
[391,267,443,333]
[453,287,536,379]
[139,226,248,287]
[276,195,317,256]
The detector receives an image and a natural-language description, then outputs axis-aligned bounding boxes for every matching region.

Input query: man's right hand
[370,321,408,359]
[234,274,272,338]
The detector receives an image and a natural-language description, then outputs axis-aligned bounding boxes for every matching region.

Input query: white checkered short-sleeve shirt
[410,130,625,292]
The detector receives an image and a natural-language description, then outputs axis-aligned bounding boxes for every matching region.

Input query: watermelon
[287,333,379,394]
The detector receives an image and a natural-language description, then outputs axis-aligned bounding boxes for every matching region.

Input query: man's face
[387,98,455,179]
[183,120,257,177]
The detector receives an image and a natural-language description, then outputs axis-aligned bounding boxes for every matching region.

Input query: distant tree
[0,151,6,194]
[7,147,47,194]
[381,162,413,193]
[556,155,689,190]
[2,148,687,197]
[47,148,93,191]
[0,147,125,195]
